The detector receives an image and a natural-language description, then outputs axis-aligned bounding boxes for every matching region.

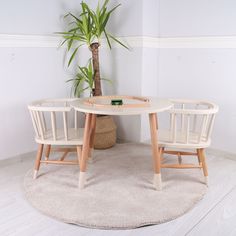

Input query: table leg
[79,113,92,189]
[149,113,162,190]
[88,114,97,162]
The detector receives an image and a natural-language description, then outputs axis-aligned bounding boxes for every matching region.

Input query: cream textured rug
[24,143,207,229]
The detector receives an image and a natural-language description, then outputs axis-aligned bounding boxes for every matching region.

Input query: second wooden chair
[158,99,219,187]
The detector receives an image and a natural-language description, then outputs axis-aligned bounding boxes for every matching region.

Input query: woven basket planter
[94,116,117,149]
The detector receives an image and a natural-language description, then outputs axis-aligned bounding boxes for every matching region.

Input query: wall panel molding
[141,36,236,48]
[1,34,236,48]
[0,34,61,48]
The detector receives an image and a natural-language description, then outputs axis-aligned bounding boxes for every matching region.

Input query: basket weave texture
[94,116,117,149]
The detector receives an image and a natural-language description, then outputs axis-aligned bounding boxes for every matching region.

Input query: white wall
[0,0,143,36]
[158,48,236,153]
[0,0,79,34]
[0,0,143,160]
[0,47,71,160]
[156,0,236,153]
[0,0,80,160]
[159,0,236,37]
[107,0,143,36]
[140,0,160,141]
[140,48,159,142]
[142,0,159,37]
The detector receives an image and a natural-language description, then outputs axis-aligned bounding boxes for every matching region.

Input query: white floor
[0,150,236,236]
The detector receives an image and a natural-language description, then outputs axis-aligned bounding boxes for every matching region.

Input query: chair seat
[158,129,211,149]
[35,128,84,145]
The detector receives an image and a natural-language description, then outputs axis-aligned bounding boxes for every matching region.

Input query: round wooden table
[70,96,173,190]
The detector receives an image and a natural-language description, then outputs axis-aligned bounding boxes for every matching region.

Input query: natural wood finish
[84,95,150,108]
[149,113,161,174]
[34,144,44,171]
[76,146,82,165]
[40,160,79,165]
[70,97,173,189]
[87,114,96,161]
[80,113,92,172]
[59,151,69,161]
[198,148,208,177]
[90,114,97,148]
[162,149,204,170]
[53,147,77,152]
[177,152,182,164]
[197,149,202,165]
[45,145,51,160]
[163,150,197,156]
[44,146,81,164]
[161,163,202,169]
[159,147,164,162]
[45,147,79,164]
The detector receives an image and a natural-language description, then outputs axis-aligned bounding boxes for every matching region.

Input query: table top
[70,96,173,115]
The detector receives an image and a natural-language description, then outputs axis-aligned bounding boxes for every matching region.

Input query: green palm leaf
[68,47,79,67]
[108,33,129,49]
[59,0,128,96]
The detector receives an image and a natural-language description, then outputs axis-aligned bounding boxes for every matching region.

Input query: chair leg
[33,144,44,179]
[198,148,209,186]
[159,147,164,162]
[45,145,51,162]
[197,149,201,165]
[88,148,94,163]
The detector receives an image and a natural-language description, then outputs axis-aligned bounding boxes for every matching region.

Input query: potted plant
[60,0,128,149]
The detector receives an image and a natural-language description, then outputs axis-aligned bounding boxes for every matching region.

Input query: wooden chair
[28,99,84,179]
[158,99,219,186]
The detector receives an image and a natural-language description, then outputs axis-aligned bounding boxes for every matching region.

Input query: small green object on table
[111,99,123,106]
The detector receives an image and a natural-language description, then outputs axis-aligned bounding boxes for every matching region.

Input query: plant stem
[90,42,102,96]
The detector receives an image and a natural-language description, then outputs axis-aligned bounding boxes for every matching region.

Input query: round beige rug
[24,143,207,229]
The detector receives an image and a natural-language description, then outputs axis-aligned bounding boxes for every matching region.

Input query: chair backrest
[167,99,219,145]
[28,99,80,143]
